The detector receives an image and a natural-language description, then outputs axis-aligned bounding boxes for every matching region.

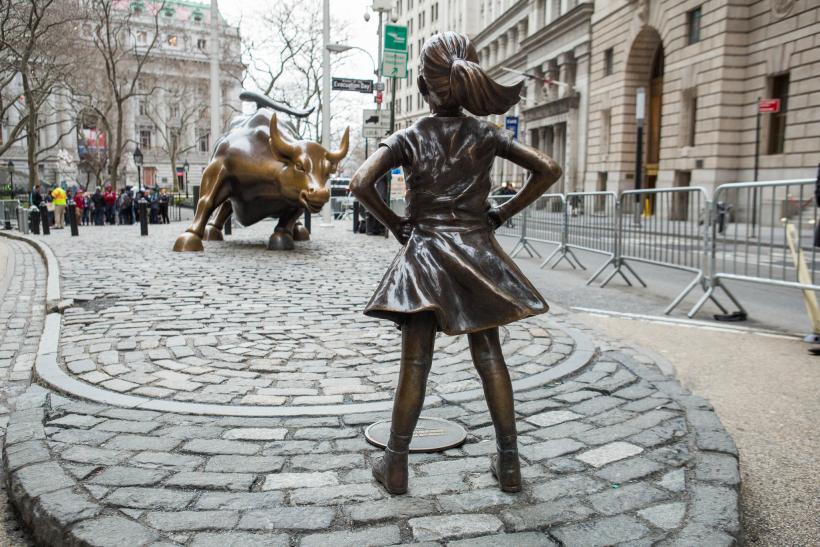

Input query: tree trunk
[110,101,124,190]
[22,74,40,192]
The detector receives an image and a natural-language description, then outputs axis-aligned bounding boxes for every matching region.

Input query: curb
[3,386,160,547]
[584,336,742,545]
[0,231,61,310]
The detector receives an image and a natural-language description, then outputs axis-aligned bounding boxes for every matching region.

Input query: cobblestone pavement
[54,225,564,409]
[0,238,43,546]
[1,223,740,546]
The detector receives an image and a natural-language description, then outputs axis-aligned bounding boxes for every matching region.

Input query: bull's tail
[239,91,315,119]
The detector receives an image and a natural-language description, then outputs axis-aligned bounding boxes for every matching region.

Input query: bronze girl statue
[350,32,562,495]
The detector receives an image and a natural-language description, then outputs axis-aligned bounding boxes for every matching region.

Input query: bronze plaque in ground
[364,417,467,453]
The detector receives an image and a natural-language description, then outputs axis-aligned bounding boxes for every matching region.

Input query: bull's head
[269,114,350,214]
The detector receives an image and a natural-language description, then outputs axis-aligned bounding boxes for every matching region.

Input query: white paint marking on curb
[571,306,800,340]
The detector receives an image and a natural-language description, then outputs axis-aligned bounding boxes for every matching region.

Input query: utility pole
[318,0,333,226]
[209,0,221,152]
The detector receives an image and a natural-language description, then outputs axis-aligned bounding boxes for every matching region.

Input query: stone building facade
[387,0,594,193]
[586,0,818,196]
[387,0,819,197]
[0,0,242,192]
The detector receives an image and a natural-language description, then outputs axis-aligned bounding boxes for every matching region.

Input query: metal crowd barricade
[542,191,619,273]
[589,187,711,314]
[689,178,816,318]
[518,193,564,259]
[487,194,526,255]
[0,200,21,230]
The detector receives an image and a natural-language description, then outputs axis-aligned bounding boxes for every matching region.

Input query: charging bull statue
[173,92,349,252]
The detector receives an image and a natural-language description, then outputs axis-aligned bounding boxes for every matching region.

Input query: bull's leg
[288,211,310,242]
[204,201,233,241]
[267,208,302,251]
[173,165,229,252]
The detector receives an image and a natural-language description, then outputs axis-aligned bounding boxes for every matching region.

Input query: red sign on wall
[759,98,781,113]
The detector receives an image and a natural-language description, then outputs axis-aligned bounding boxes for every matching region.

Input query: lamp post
[6,160,14,196]
[133,146,143,193]
[634,87,645,224]
[183,159,190,199]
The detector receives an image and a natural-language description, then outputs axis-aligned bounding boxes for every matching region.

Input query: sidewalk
[0,223,740,546]
[500,235,820,545]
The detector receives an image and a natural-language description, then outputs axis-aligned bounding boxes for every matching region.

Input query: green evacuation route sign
[382,24,408,79]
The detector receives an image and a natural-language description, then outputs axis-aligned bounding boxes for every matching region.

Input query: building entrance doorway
[626,26,664,215]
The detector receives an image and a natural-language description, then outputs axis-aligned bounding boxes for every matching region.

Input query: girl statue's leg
[468,327,522,492]
[372,312,437,495]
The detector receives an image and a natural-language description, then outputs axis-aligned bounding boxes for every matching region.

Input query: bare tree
[82,0,165,189]
[241,0,350,142]
[0,0,84,190]
[143,80,207,191]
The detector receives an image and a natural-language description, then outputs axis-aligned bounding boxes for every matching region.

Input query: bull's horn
[326,127,350,163]
[269,113,297,159]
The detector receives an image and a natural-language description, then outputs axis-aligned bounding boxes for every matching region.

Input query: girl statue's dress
[365,116,548,334]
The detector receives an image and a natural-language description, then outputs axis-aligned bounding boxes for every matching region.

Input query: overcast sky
[218,0,392,157]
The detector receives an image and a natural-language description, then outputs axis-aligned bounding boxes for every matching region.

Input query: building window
[197,129,210,153]
[688,95,697,147]
[139,127,152,149]
[767,72,789,155]
[169,102,180,120]
[603,48,613,76]
[138,99,147,116]
[167,34,178,47]
[197,38,207,50]
[687,7,702,45]
[601,109,611,154]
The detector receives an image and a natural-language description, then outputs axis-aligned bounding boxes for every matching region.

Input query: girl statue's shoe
[372,447,409,495]
[491,447,522,493]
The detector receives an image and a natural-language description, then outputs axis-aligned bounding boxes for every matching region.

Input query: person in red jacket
[103,185,117,224]
[73,190,85,226]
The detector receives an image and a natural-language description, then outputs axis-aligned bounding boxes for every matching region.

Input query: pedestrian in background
[103,185,117,224]
[51,185,67,229]
[82,192,91,225]
[30,184,43,208]
[149,187,160,224]
[159,188,170,224]
[73,190,85,225]
[121,190,134,225]
[92,188,104,225]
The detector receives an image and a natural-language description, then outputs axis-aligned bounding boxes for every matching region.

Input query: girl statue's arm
[489,141,562,228]
[349,147,410,243]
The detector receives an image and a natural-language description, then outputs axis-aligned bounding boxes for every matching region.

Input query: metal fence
[0,200,21,230]
[495,178,819,319]
[689,178,816,318]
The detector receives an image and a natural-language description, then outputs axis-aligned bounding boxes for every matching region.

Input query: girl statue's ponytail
[421,32,522,116]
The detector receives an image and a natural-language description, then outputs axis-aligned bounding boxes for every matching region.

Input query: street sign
[332,77,374,94]
[759,98,781,113]
[382,51,408,79]
[382,24,408,79]
[505,116,519,140]
[384,24,407,51]
[363,108,390,139]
